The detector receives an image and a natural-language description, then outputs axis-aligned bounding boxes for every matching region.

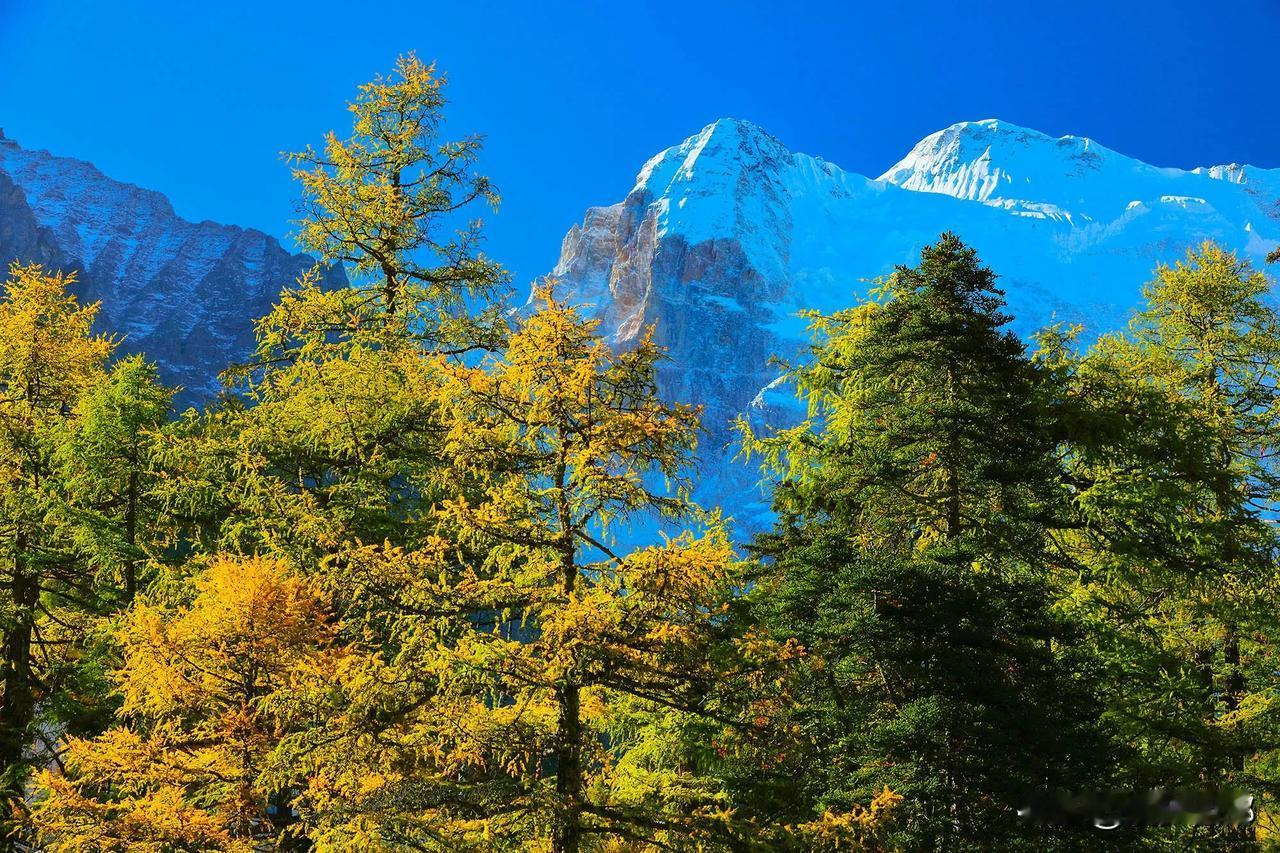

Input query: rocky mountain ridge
[0,128,343,405]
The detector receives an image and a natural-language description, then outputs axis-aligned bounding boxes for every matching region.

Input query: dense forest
[1,56,1278,851]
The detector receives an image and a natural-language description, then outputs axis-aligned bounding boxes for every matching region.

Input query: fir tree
[739,233,1115,849]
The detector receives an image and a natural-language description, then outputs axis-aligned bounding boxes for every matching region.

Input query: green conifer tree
[1054,244,1280,846]
[52,355,172,605]
[739,234,1115,849]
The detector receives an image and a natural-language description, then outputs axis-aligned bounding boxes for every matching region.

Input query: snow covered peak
[624,118,875,279]
[633,118,794,196]
[885,120,1121,185]
[550,116,1280,540]
[878,119,1280,223]
[877,119,1154,221]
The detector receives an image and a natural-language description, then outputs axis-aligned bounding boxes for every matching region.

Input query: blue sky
[1,0,1277,287]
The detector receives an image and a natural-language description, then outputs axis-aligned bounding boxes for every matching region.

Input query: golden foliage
[0,262,112,415]
[246,284,843,850]
[286,53,506,316]
[0,262,118,816]
[29,555,345,851]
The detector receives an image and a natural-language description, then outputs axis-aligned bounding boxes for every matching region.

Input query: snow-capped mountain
[550,118,1280,532]
[2,119,1276,537]
[0,129,343,405]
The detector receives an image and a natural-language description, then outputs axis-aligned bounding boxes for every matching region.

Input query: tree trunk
[554,681,583,853]
[1223,626,1244,773]
[0,534,36,806]
[1205,366,1247,778]
[553,547,583,853]
[1194,645,1217,778]
[552,450,582,853]
[946,463,961,541]
[382,167,403,318]
[124,467,138,602]
[944,367,962,541]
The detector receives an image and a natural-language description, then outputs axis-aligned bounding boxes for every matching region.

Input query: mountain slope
[550,118,1280,532]
[0,129,344,405]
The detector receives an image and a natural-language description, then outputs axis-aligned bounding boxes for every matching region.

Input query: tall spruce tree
[51,355,172,606]
[739,234,1115,849]
[32,354,176,777]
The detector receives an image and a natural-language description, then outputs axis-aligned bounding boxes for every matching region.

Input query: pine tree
[739,234,1114,849]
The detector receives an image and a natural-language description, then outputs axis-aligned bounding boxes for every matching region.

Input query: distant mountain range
[550,117,1280,532]
[0,128,343,406]
[2,120,1277,535]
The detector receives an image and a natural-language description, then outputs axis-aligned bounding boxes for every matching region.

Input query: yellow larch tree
[263,285,815,852]
[154,53,508,566]
[134,55,519,850]
[287,51,507,327]
[28,555,346,851]
[0,263,112,808]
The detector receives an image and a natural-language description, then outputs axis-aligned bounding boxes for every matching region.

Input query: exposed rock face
[0,129,344,406]
[550,118,1280,534]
